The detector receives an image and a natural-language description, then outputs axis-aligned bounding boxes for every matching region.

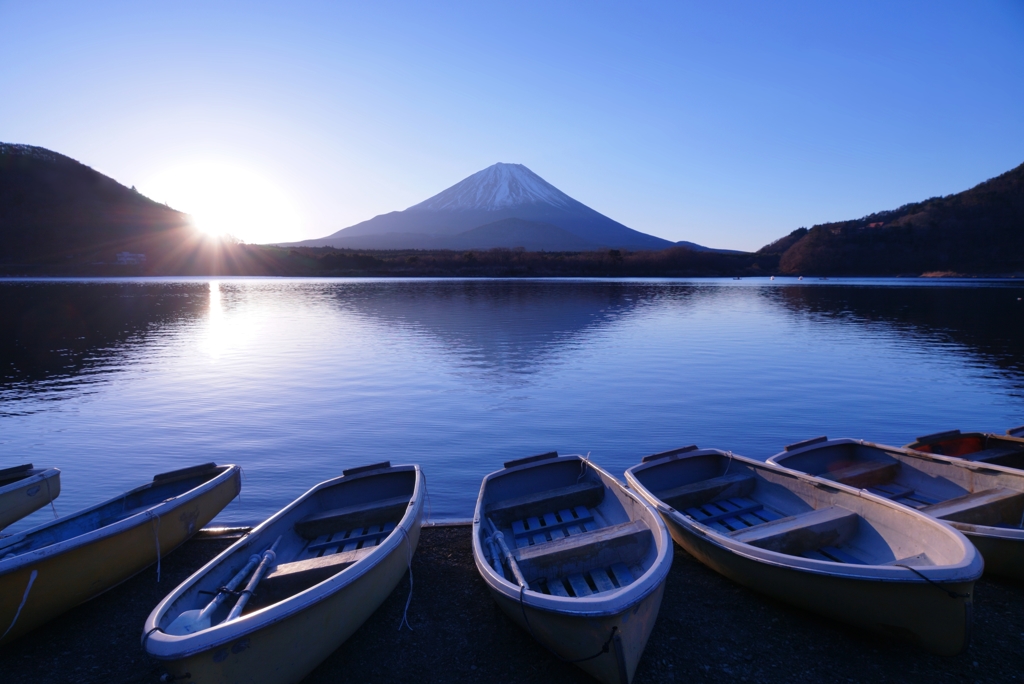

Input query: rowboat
[625,446,981,655]
[472,452,671,684]
[0,464,60,531]
[906,428,1024,471]
[144,462,423,684]
[770,436,1024,581]
[0,462,239,645]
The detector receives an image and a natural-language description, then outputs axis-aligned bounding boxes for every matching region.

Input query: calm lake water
[2,277,1023,532]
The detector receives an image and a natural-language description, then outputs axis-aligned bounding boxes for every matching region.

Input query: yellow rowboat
[771,436,1024,581]
[144,462,424,684]
[906,428,1024,471]
[0,463,240,646]
[626,446,982,656]
[473,453,671,684]
[0,464,60,531]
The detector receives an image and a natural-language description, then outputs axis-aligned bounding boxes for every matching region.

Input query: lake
[2,277,1023,532]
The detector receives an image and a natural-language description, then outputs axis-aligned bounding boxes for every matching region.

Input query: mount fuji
[293,163,679,251]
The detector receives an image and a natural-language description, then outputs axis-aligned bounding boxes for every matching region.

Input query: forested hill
[759,161,1024,275]
[0,143,192,264]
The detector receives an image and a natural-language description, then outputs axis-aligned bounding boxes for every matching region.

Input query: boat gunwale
[144,463,423,659]
[626,447,982,583]
[772,437,1024,541]
[0,465,239,567]
[472,455,672,618]
[0,467,59,497]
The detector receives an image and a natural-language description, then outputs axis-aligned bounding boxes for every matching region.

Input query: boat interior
[632,451,966,567]
[0,463,229,559]
[481,454,658,599]
[774,442,1024,531]
[0,464,39,489]
[162,464,416,628]
[909,430,1024,470]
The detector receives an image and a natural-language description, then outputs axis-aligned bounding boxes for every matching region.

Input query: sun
[140,161,301,244]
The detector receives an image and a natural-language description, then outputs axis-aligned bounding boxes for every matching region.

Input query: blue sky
[2,1,1022,249]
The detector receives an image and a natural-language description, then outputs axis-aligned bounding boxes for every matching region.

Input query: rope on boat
[572,452,592,484]
[518,583,619,664]
[895,564,969,599]
[148,511,162,583]
[141,625,160,648]
[397,525,414,631]
[1,570,37,641]
[723,451,734,476]
[43,476,58,519]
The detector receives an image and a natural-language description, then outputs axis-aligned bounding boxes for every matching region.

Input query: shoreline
[2,525,1021,683]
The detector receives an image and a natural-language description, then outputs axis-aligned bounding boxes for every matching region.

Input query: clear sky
[2,1,1022,250]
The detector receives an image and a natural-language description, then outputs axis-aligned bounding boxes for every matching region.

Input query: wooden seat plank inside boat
[258,546,375,603]
[922,487,1024,526]
[516,520,647,563]
[251,512,405,609]
[729,506,859,556]
[294,496,410,539]
[965,443,1024,463]
[515,520,650,594]
[485,481,604,525]
[820,460,899,488]
[655,472,755,510]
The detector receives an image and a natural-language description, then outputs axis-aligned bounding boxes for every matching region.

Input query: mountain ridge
[759,161,1024,275]
[290,162,679,251]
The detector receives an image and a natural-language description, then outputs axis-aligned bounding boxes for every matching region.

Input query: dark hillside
[761,162,1024,275]
[0,143,313,276]
[0,143,192,265]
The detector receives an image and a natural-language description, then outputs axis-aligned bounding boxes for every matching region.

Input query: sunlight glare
[141,161,301,244]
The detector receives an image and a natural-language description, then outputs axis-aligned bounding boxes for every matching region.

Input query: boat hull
[473,454,671,684]
[0,469,60,531]
[155,523,420,684]
[485,576,664,684]
[953,524,1024,581]
[0,469,238,645]
[659,511,972,656]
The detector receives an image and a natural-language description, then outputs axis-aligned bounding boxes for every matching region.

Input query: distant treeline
[283,245,777,278]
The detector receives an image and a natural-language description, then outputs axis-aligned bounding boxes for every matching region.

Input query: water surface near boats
[2,277,1023,532]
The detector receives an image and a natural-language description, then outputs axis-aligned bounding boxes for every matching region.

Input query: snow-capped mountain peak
[410,163,575,212]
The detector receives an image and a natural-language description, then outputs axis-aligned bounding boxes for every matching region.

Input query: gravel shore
[2,524,1021,683]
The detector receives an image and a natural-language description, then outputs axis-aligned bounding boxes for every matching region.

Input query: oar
[225,536,282,621]
[165,549,265,635]
[486,517,529,589]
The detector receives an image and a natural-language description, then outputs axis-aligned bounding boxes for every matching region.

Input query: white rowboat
[0,464,60,531]
[0,462,239,645]
[626,446,981,655]
[473,452,672,684]
[144,462,423,684]
[771,435,1024,581]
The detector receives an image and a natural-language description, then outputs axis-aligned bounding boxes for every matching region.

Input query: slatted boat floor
[865,483,941,509]
[509,505,597,549]
[536,563,635,597]
[683,496,784,534]
[300,521,397,559]
[684,496,868,564]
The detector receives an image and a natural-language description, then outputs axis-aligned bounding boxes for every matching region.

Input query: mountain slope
[760,162,1024,275]
[295,163,674,251]
[0,143,191,264]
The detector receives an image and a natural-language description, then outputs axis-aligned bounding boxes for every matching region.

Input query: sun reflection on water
[204,281,226,358]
